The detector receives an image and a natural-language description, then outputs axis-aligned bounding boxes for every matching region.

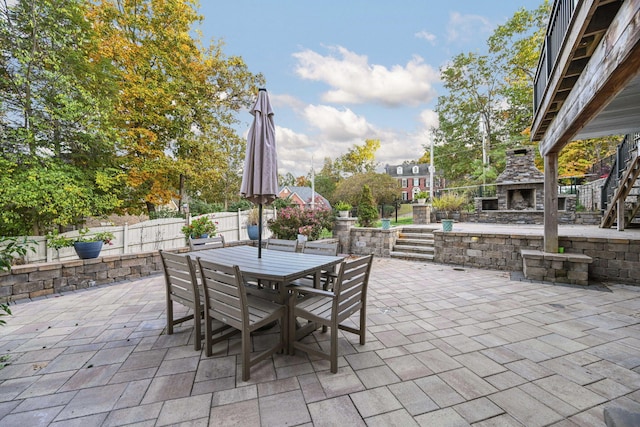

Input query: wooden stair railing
[600,153,640,229]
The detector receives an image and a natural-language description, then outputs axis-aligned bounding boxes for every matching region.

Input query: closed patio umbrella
[240,88,278,258]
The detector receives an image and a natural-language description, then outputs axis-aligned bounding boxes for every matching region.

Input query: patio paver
[0,256,639,425]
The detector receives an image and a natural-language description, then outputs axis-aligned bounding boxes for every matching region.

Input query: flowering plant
[298,225,314,237]
[47,228,115,250]
[182,215,217,239]
[268,206,333,241]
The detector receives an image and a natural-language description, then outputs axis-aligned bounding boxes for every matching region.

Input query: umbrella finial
[259,88,267,92]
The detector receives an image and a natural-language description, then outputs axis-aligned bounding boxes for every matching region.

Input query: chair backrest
[302,241,339,256]
[333,255,373,318]
[189,235,225,251]
[197,258,247,331]
[159,250,201,308]
[266,238,298,252]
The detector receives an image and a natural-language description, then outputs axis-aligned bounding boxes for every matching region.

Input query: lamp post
[429,135,435,204]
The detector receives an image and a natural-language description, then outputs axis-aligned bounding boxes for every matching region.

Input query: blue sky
[197,1,545,177]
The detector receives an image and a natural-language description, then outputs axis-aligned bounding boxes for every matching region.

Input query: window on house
[413,178,419,186]
[402,192,408,201]
[401,178,407,188]
[412,165,419,174]
[397,166,403,175]
[412,187,420,199]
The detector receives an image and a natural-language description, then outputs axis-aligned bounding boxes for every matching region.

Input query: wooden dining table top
[187,245,343,284]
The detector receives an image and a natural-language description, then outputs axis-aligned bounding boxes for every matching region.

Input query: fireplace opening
[508,189,535,210]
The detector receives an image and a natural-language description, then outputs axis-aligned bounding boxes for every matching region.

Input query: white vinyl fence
[12,209,276,264]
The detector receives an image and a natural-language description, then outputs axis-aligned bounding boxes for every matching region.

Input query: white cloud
[274,110,440,176]
[270,93,306,110]
[447,12,493,44]
[292,46,438,107]
[302,105,375,141]
[415,30,437,45]
[418,109,439,131]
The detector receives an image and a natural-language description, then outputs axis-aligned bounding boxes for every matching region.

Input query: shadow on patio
[1,257,639,426]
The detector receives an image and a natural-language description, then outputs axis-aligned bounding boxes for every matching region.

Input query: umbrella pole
[258,204,263,258]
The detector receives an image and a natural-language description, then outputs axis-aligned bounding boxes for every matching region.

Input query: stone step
[400,226,438,234]
[390,251,435,261]
[395,239,435,247]
[392,245,435,255]
[398,232,434,240]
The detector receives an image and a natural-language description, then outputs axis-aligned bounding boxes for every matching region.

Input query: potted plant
[47,228,115,259]
[432,193,466,231]
[334,201,352,218]
[245,207,260,240]
[415,191,429,204]
[182,215,217,240]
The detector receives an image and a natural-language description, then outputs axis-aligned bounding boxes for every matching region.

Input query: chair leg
[166,299,174,335]
[204,314,212,357]
[288,303,296,355]
[242,329,251,381]
[359,310,366,345]
[193,307,201,351]
[330,325,338,373]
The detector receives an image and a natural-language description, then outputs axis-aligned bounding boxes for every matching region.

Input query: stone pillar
[544,153,558,253]
[333,217,357,254]
[412,204,431,224]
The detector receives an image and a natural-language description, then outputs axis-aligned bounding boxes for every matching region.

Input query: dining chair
[197,257,286,381]
[266,238,298,252]
[301,241,339,256]
[293,241,340,290]
[288,254,373,373]
[189,235,225,251]
[159,250,234,351]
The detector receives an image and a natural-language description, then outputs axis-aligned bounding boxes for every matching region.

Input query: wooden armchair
[292,241,340,290]
[189,235,225,251]
[266,238,297,252]
[197,257,286,381]
[288,254,373,373]
[159,250,233,351]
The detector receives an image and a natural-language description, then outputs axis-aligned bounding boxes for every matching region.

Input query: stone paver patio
[1,257,639,426]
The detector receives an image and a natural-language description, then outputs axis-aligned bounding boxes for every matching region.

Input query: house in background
[384,163,444,202]
[278,186,331,209]
[531,0,640,251]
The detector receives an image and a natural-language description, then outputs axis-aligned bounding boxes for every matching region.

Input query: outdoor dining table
[187,245,344,350]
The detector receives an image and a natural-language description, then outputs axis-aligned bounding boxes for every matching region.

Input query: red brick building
[384,163,444,202]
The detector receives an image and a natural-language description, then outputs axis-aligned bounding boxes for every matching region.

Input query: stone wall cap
[520,249,592,262]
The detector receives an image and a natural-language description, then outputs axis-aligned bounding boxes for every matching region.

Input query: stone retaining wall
[433,230,640,284]
[1,251,166,303]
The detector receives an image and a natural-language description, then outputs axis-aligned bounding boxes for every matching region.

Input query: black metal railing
[533,0,578,114]
[600,132,640,210]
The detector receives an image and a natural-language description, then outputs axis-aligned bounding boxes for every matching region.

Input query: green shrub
[267,206,333,240]
[357,185,378,227]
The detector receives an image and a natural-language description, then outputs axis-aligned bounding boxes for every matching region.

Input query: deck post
[544,153,559,252]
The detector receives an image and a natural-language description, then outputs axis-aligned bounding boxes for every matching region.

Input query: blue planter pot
[247,225,259,241]
[381,219,391,230]
[442,219,454,232]
[73,241,103,259]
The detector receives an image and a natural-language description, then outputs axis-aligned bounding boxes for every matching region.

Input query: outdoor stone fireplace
[472,147,576,224]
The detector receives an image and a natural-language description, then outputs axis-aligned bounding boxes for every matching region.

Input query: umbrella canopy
[240,89,278,204]
[240,89,278,257]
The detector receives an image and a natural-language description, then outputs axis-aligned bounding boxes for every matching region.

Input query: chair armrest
[288,285,334,298]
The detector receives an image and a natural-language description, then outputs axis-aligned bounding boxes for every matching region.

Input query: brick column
[333,217,357,254]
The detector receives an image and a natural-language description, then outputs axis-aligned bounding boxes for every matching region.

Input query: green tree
[335,139,380,176]
[333,172,400,207]
[433,2,550,187]
[357,185,378,227]
[0,0,121,234]
[89,0,262,214]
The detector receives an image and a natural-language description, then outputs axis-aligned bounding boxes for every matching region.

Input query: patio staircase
[390,226,437,261]
[600,132,640,229]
